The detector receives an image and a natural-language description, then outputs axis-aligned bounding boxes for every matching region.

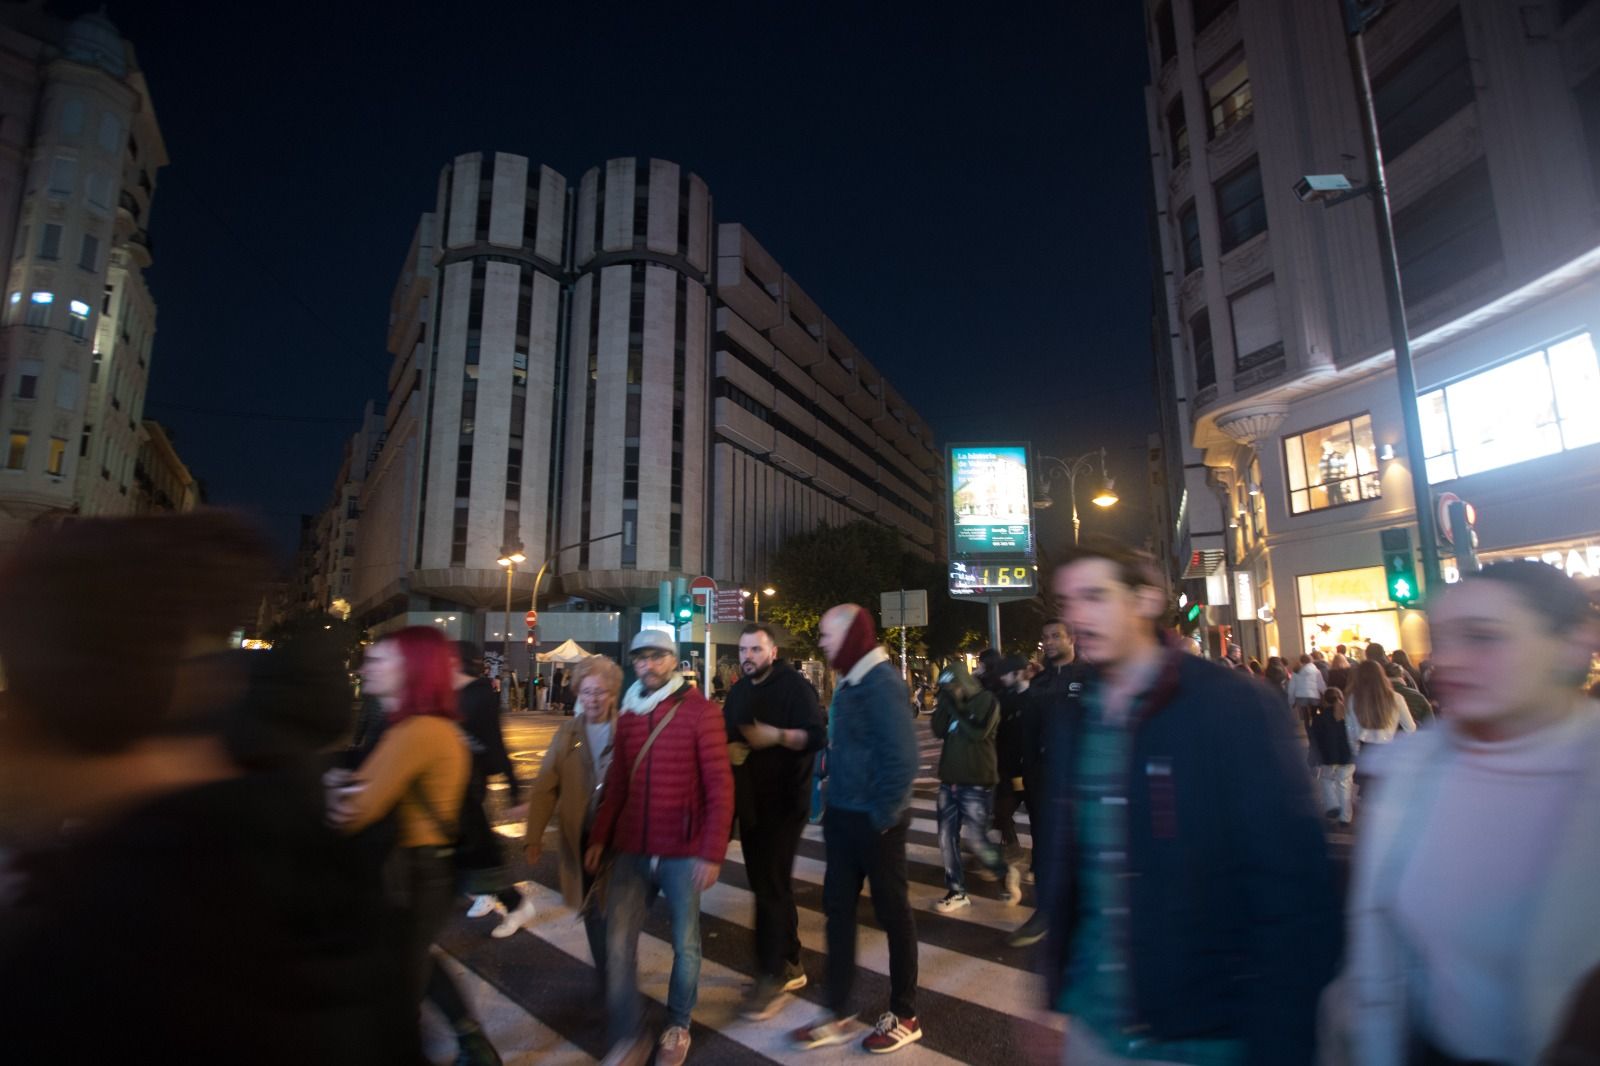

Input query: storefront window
[1297,566,1401,659]
[1283,414,1380,514]
[1420,331,1600,482]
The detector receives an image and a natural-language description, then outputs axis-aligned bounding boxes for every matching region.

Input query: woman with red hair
[332,626,500,1066]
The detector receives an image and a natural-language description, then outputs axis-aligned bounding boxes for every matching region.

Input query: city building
[336,152,941,658]
[131,419,197,513]
[1145,0,1600,661]
[0,5,168,546]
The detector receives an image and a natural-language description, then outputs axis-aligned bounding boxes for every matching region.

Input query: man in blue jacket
[790,603,922,1055]
[1035,541,1340,1066]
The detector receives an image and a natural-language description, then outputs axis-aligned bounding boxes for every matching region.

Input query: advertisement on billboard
[949,444,1034,556]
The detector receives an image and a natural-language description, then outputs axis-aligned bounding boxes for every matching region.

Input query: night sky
[81,1,1159,565]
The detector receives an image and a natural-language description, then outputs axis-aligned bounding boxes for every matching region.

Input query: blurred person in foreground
[522,654,624,990]
[790,604,922,1054]
[330,626,501,1066]
[455,642,537,938]
[1033,539,1340,1065]
[723,622,826,1021]
[0,513,414,1065]
[1341,561,1600,1065]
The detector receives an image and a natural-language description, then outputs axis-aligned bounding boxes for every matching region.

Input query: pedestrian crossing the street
[437,730,1059,1065]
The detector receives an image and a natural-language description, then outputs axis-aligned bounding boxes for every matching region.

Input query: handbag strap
[629,697,682,788]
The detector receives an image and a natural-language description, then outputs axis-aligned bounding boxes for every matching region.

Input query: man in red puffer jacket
[586,628,733,1066]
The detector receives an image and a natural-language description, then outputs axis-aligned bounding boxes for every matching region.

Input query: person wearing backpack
[583,629,733,1066]
[333,626,500,1066]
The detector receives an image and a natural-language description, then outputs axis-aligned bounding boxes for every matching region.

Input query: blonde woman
[523,655,623,981]
[1345,658,1417,759]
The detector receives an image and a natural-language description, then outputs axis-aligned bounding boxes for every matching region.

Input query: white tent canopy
[537,638,592,664]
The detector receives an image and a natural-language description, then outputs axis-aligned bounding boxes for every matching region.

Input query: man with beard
[723,623,827,1020]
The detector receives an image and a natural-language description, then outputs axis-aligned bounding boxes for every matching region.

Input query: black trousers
[822,808,918,1020]
[992,776,1033,864]
[392,847,475,1034]
[742,807,808,980]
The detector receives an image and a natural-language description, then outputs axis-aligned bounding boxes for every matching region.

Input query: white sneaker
[934,890,970,913]
[466,894,498,918]
[491,894,537,938]
[1004,863,1023,905]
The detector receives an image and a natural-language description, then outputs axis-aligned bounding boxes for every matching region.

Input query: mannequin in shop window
[1320,440,1350,505]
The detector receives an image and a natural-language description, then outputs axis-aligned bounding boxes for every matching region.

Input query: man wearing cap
[791,604,923,1055]
[584,629,733,1066]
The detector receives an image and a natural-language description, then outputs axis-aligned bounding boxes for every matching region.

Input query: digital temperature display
[948,560,1036,597]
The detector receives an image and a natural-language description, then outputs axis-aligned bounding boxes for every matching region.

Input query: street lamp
[496,542,526,660]
[740,585,778,621]
[1033,448,1118,544]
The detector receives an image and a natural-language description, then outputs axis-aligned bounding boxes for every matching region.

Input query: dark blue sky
[90,0,1159,562]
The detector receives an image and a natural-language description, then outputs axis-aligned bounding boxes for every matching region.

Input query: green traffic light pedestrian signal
[1381,527,1420,606]
[675,594,693,622]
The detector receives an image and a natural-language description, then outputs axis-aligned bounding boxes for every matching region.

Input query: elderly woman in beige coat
[523,654,622,981]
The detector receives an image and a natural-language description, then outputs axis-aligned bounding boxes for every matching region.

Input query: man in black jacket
[1034,540,1340,1066]
[723,623,827,1020]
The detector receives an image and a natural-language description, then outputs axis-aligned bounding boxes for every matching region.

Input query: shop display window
[1283,413,1380,514]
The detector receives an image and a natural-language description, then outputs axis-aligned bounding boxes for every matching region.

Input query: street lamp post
[496,542,526,703]
[1033,448,1119,544]
[740,585,777,622]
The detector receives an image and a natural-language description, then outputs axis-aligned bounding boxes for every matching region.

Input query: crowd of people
[1,514,1597,1066]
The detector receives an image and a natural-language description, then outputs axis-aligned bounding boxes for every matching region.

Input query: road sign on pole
[714,589,745,623]
[880,590,929,683]
[524,610,538,627]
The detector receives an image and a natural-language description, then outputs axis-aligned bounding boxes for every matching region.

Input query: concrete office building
[1145,0,1600,661]
[0,6,168,546]
[339,152,940,654]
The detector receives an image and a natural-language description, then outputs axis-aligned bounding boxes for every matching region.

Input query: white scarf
[621,673,684,715]
[841,646,892,687]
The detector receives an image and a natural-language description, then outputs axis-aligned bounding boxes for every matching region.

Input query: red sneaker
[862,1012,923,1054]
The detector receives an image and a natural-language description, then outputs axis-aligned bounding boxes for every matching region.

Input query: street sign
[689,575,718,596]
[524,610,538,627]
[714,589,746,623]
[880,589,929,628]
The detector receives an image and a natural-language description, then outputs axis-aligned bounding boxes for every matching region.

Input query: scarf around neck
[621,673,684,715]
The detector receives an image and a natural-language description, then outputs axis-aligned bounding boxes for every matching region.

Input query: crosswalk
[434,729,1059,1065]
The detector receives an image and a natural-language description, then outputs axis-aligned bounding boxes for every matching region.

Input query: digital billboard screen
[949,444,1034,557]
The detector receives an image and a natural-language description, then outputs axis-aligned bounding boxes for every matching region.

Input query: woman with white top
[1345,657,1417,757]
[1340,559,1600,1065]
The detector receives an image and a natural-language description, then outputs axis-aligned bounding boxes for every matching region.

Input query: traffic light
[1381,527,1420,606]
[1185,602,1204,624]
[675,594,694,623]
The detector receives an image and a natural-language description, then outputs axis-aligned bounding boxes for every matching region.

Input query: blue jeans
[936,783,1006,893]
[603,853,702,1047]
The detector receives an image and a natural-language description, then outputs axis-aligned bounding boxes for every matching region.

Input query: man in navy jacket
[1035,541,1340,1066]
[790,604,922,1056]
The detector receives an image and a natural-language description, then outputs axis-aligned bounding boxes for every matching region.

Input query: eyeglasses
[630,649,673,662]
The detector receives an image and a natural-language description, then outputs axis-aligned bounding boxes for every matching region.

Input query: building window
[1374,11,1473,161]
[61,99,85,137]
[86,172,111,210]
[7,432,29,470]
[79,233,99,272]
[98,113,122,154]
[16,360,40,400]
[1283,413,1380,514]
[12,225,25,260]
[1167,97,1189,166]
[1205,52,1253,138]
[46,437,66,476]
[67,299,90,340]
[1154,2,1177,66]
[1191,312,1215,389]
[39,223,61,260]
[48,157,76,197]
[1216,162,1267,252]
[26,291,52,328]
[1392,157,1500,306]
[1178,203,1202,274]
[1419,331,1600,484]
[1193,0,1234,35]
[56,370,79,410]
[1297,567,1402,659]
[1229,280,1282,371]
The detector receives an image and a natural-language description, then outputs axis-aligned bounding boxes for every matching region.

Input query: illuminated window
[46,437,66,476]
[1284,413,1380,514]
[6,432,27,470]
[1206,52,1252,138]
[67,299,90,340]
[1419,331,1600,483]
[26,291,51,328]
[1297,566,1402,659]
